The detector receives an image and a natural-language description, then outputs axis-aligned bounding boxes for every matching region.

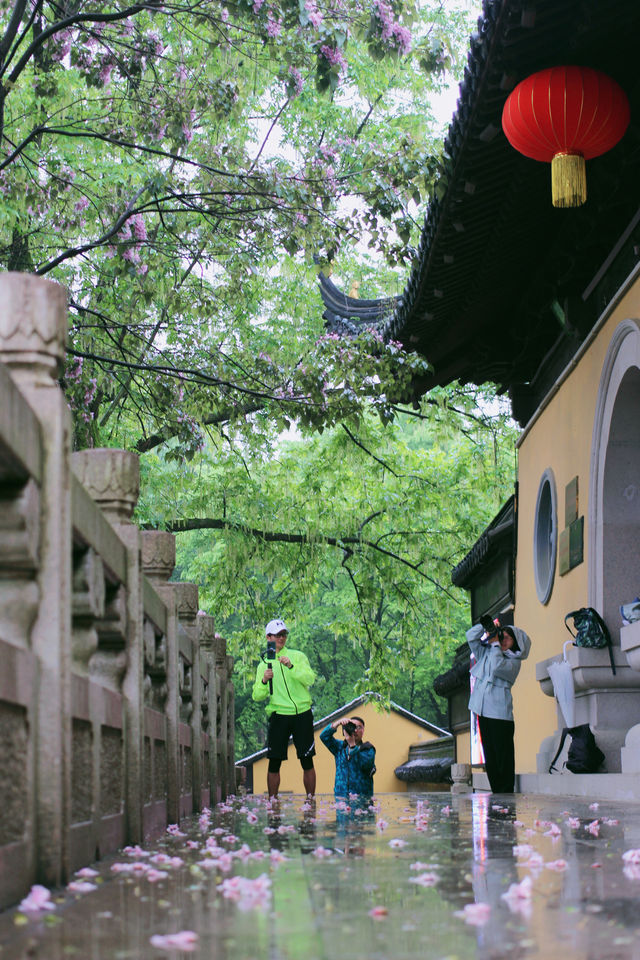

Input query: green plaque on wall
[565,476,579,526]
[569,515,584,569]
[559,526,571,575]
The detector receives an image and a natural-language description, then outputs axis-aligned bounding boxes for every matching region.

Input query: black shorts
[267,709,316,761]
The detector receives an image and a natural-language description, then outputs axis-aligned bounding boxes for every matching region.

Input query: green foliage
[136,384,517,756]
[1,0,497,759]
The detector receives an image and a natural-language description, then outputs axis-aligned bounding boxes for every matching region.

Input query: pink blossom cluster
[66,356,84,382]
[50,27,73,62]
[118,214,148,275]
[372,0,412,55]
[145,29,164,57]
[288,66,304,98]
[320,45,347,73]
[266,12,283,37]
[304,0,323,28]
[319,143,338,163]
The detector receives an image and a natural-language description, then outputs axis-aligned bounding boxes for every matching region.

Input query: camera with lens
[480,614,499,637]
[343,721,356,736]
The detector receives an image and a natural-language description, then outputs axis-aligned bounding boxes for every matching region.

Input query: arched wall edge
[588,318,640,610]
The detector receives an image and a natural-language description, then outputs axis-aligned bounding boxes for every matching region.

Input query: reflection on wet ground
[3,792,640,959]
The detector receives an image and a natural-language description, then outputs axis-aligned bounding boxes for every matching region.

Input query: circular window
[534,469,557,604]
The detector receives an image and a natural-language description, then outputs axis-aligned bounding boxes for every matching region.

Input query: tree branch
[159,516,460,600]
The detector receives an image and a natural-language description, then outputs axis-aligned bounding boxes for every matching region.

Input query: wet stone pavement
[3,792,640,960]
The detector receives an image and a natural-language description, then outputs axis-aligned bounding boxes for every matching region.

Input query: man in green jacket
[252,619,316,798]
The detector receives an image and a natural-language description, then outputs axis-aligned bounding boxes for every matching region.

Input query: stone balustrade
[0,273,235,910]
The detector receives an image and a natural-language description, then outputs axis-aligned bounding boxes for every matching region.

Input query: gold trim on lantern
[551,152,587,208]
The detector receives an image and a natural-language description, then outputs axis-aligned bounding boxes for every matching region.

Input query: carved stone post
[226,664,236,794]
[198,613,218,805]
[72,448,144,844]
[141,531,179,824]
[174,583,200,816]
[216,637,229,800]
[450,763,472,794]
[0,273,71,888]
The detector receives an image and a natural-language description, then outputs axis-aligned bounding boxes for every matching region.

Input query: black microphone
[266,638,276,695]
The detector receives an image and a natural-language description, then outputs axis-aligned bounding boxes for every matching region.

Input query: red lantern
[502,66,630,208]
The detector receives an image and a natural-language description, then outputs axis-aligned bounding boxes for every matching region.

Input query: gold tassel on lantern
[551,152,587,208]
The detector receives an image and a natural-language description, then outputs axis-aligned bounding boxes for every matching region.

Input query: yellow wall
[456,729,471,767]
[513,281,640,771]
[248,702,441,795]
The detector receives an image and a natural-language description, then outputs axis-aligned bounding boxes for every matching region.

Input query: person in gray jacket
[467,616,531,793]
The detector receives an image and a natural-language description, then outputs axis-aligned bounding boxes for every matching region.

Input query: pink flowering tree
[0,0,477,452]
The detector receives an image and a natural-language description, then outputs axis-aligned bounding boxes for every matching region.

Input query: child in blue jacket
[320,716,376,799]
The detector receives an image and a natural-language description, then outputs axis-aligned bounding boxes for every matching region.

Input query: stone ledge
[621,620,640,673]
[518,772,640,802]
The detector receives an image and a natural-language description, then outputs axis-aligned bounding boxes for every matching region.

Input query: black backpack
[548,724,605,774]
[565,607,616,675]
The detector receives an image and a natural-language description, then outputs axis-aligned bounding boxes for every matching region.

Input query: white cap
[265,618,288,635]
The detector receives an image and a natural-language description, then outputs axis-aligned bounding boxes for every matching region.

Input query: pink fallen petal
[388,838,407,849]
[166,824,186,838]
[523,852,545,871]
[269,849,288,864]
[123,844,149,857]
[75,867,99,878]
[455,902,491,926]
[501,875,533,903]
[376,819,388,832]
[146,870,169,883]
[586,820,600,837]
[622,849,640,864]
[219,874,271,911]
[150,930,198,952]
[545,859,568,872]
[409,872,439,887]
[67,880,98,894]
[513,844,534,859]
[312,845,332,859]
[18,885,55,913]
[566,817,580,829]
[368,906,388,919]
